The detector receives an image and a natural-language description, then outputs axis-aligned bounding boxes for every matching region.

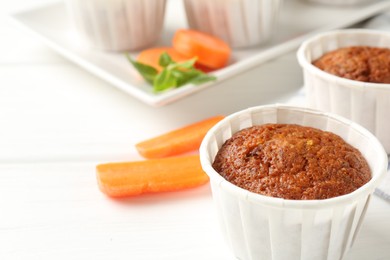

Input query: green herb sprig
[126,52,216,92]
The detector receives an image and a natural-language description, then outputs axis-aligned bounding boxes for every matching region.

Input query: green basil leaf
[153,69,177,92]
[171,69,201,87]
[167,58,197,70]
[187,73,217,85]
[125,52,217,92]
[126,53,157,84]
[158,52,174,67]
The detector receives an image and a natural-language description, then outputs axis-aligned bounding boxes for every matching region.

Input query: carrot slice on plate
[137,47,190,72]
[136,115,224,159]
[172,29,231,69]
[96,155,209,197]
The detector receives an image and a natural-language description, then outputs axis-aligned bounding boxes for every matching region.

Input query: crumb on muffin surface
[212,124,371,200]
[313,46,390,84]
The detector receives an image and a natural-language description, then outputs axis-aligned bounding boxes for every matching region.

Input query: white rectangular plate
[9,0,390,106]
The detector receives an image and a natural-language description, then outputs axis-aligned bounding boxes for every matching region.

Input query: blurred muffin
[297,29,390,153]
[65,0,166,51]
[200,105,387,260]
[313,46,390,83]
[212,123,371,200]
[183,0,283,48]
[303,0,376,6]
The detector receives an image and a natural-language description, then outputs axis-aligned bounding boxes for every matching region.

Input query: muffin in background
[313,46,390,84]
[297,29,390,153]
[200,104,387,260]
[65,0,166,51]
[303,0,376,6]
[183,0,283,48]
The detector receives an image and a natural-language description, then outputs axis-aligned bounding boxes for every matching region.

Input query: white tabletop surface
[1,0,390,259]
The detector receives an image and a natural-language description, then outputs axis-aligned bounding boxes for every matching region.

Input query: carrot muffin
[313,46,390,83]
[212,124,371,200]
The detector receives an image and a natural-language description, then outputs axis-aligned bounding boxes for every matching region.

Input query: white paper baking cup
[303,0,375,6]
[200,104,387,260]
[183,0,283,48]
[297,29,390,153]
[65,0,166,51]
[304,0,375,6]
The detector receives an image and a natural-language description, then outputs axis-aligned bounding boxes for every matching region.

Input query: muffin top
[212,124,371,200]
[313,46,390,83]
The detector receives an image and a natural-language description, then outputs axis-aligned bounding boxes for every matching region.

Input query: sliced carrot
[172,29,231,69]
[194,62,215,73]
[96,155,209,197]
[137,47,190,72]
[136,115,224,159]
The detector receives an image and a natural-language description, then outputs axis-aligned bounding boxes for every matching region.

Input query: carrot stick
[136,115,224,159]
[96,155,209,197]
[137,47,190,72]
[172,29,231,69]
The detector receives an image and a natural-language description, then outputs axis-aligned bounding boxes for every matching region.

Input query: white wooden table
[1,0,389,259]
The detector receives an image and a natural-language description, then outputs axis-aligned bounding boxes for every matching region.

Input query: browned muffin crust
[212,124,371,200]
[313,46,390,83]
